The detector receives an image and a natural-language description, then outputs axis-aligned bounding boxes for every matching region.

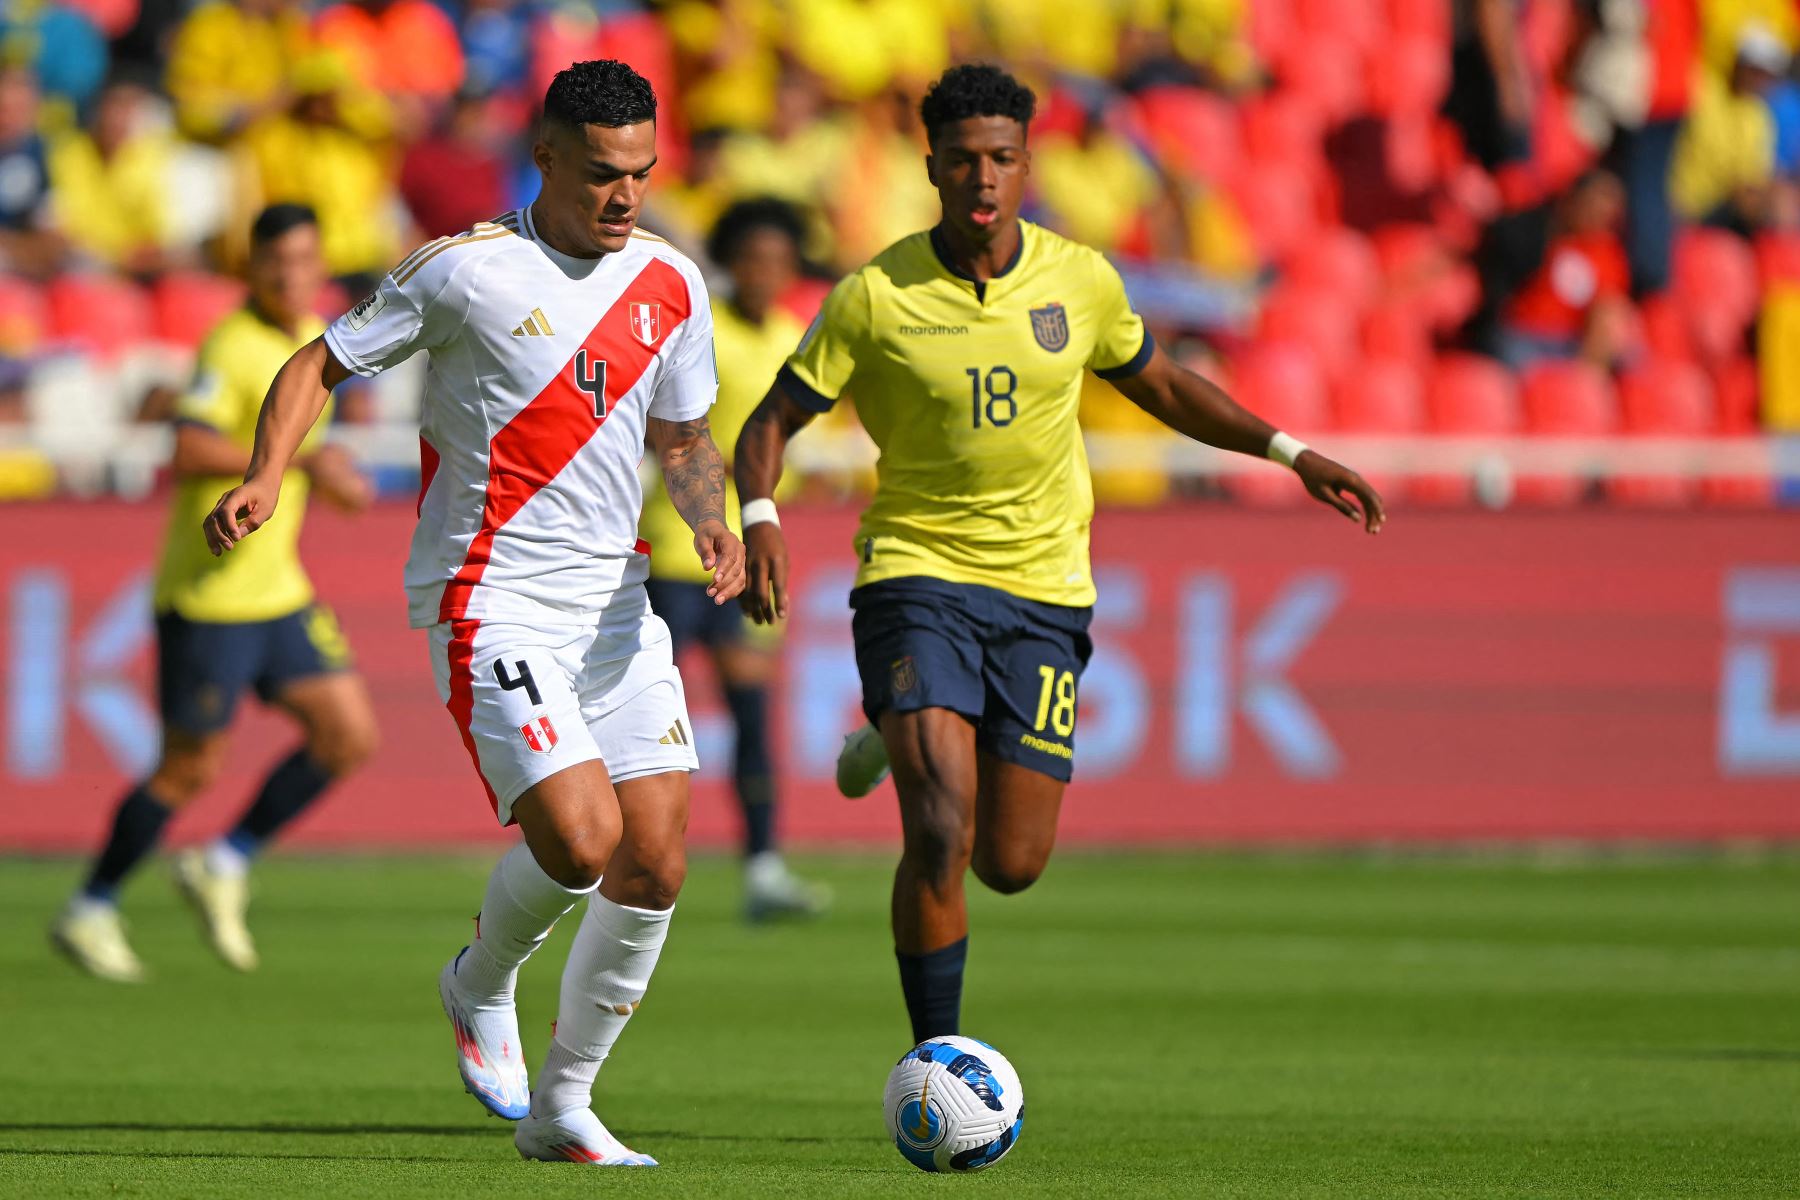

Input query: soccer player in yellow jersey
[52,205,378,983]
[735,65,1385,1045]
[639,199,829,920]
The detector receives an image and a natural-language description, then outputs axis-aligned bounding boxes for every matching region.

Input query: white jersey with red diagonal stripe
[324,208,717,628]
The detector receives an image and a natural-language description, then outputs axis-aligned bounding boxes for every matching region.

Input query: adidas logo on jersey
[658,721,690,747]
[511,308,555,337]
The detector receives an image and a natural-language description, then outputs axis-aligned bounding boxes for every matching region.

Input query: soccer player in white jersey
[202,61,744,1168]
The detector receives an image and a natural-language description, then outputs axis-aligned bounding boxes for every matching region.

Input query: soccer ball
[883,1036,1024,1172]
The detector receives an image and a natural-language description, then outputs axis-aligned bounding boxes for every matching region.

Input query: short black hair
[250,203,317,246]
[918,64,1035,143]
[706,197,806,268]
[542,59,656,130]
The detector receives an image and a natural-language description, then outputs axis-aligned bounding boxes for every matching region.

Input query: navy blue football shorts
[645,577,762,653]
[156,604,353,736]
[850,576,1093,783]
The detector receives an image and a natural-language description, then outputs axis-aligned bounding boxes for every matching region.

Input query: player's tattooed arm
[651,414,728,530]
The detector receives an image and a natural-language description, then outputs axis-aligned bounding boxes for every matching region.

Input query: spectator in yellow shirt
[165,0,313,144]
[49,72,181,275]
[1672,25,1786,229]
[245,51,400,288]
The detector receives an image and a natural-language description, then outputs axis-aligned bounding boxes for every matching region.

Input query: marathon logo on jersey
[519,715,559,755]
[1029,302,1069,352]
[629,303,662,347]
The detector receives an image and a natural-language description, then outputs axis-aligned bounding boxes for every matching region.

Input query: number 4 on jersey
[574,349,609,419]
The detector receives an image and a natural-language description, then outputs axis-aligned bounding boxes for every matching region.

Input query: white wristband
[1266,432,1309,470]
[740,498,780,529]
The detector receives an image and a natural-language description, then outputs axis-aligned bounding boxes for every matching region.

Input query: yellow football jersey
[152,306,330,623]
[640,297,806,585]
[782,221,1150,608]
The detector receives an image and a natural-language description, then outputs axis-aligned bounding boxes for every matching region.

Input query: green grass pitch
[4,851,1799,1197]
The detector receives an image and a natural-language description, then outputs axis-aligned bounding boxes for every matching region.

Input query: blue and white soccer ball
[883,1036,1024,1172]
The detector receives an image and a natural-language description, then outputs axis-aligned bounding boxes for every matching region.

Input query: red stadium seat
[1619,360,1715,434]
[1673,228,1759,335]
[1292,0,1380,55]
[1276,36,1368,125]
[1366,34,1451,117]
[1229,161,1323,263]
[1518,360,1617,505]
[1609,361,1716,506]
[152,272,247,349]
[1361,298,1432,366]
[1256,285,1360,383]
[1702,357,1771,505]
[1415,354,1520,504]
[1386,0,1451,41]
[47,274,153,359]
[1637,293,1692,362]
[1283,227,1380,312]
[1335,357,1424,432]
[1136,87,1242,184]
[1240,92,1325,173]
[0,274,47,355]
[1522,360,1618,435]
[1224,342,1329,507]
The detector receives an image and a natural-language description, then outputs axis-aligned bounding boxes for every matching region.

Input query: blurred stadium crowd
[0,0,1795,505]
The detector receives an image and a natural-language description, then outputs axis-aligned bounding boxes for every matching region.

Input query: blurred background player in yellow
[640,198,829,921]
[50,204,378,982]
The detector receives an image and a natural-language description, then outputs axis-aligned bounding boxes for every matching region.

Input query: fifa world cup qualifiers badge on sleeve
[345,289,387,331]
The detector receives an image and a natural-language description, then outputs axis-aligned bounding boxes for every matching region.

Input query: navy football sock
[225,748,334,856]
[83,785,173,903]
[724,683,776,857]
[896,937,968,1045]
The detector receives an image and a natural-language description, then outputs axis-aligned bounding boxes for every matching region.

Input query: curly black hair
[706,197,806,268]
[542,59,657,130]
[918,64,1035,143]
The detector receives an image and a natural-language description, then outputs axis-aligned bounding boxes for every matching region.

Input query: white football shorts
[426,588,699,825]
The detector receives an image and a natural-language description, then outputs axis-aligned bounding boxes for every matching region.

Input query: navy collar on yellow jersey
[929,223,1024,303]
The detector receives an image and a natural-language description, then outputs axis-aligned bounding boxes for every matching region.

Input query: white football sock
[530,895,672,1117]
[455,842,592,1003]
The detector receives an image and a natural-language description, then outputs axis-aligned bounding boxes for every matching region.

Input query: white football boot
[744,851,832,922]
[515,1106,658,1166]
[172,848,258,972]
[835,722,891,798]
[438,949,531,1119]
[49,899,145,983]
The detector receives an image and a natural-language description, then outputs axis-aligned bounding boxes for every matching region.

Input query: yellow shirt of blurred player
[783,221,1150,609]
[152,307,330,623]
[641,298,806,585]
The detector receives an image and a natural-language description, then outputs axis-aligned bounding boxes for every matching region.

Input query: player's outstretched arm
[732,384,819,624]
[1110,345,1386,533]
[648,414,747,606]
[203,337,352,555]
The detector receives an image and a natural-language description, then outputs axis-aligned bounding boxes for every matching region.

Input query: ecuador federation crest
[629,302,662,347]
[1029,302,1069,352]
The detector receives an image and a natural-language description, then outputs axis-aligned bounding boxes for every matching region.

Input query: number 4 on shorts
[494,659,543,706]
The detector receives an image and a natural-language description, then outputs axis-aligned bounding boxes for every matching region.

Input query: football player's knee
[545,821,622,890]
[149,748,222,806]
[972,841,1047,895]
[310,719,379,776]
[903,808,973,886]
[636,844,688,909]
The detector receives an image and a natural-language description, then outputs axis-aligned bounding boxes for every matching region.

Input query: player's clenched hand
[740,521,789,624]
[694,519,747,605]
[303,444,374,514]
[1294,451,1386,533]
[203,476,281,556]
